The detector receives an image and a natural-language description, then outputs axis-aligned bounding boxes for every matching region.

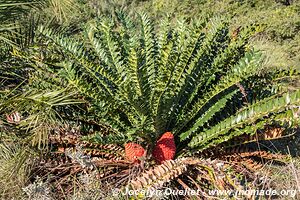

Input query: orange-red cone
[152,132,176,164]
[124,143,145,163]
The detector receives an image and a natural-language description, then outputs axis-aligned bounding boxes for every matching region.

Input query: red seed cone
[124,143,145,163]
[152,132,176,164]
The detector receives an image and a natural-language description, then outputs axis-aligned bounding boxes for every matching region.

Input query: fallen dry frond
[130,159,187,190]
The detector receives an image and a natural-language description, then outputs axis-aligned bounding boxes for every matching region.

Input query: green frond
[139,13,156,91]
[171,19,227,98]
[175,50,262,133]
[154,18,227,132]
[39,25,147,132]
[179,89,238,141]
[189,89,300,150]
[151,19,188,133]
[38,26,117,97]
[97,19,125,78]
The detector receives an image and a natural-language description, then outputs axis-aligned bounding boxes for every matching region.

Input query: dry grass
[258,130,300,200]
[262,157,300,200]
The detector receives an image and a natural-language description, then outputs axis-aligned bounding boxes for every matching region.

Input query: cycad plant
[33,13,299,150]
[3,12,300,198]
